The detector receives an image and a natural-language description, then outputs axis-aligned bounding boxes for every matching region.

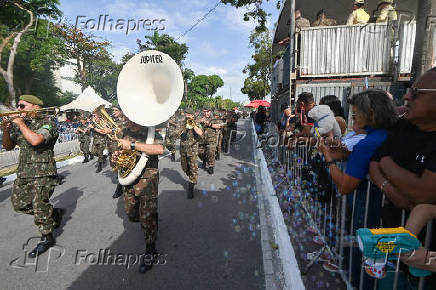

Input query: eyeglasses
[407,87,436,99]
[17,104,26,109]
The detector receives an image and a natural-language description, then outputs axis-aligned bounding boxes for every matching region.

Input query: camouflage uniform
[106,118,125,167]
[198,114,222,169]
[10,117,59,235]
[77,123,91,159]
[177,117,203,184]
[121,126,163,244]
[215,111,225,158]
[91,130,106,163]
[165,110,185,155]
[312,17,337,27]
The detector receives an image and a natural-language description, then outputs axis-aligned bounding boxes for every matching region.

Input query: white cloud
[110,45,131,63]
[221,5,256,34]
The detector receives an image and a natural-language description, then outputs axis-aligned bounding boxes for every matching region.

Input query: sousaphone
[117,50,184,185]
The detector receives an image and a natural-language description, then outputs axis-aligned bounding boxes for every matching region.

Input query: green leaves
[241,30,272,100]
[137,31,188,67]
[220,0,279,32]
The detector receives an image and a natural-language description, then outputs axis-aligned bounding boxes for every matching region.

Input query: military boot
[28,233,55,258]
[216,152,220,160]
[207,167,214,175]
[112,184,123,199]
[96,162,103,173]
[187,182,194,199]
[170,152,176,162]
[202,159,206,169]
[139,242,157,273]
[53,208,66,229]
[89,154,94,160]
[82,155,89,163]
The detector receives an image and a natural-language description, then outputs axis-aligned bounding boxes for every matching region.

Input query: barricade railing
[257,126,434,290]
[284,143,433,290]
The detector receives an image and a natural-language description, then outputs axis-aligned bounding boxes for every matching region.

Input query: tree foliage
[55,23,111,92]
[137,31,189,67]
[220,0,281,32]
[241,30,272,100]
[0,0,63,109]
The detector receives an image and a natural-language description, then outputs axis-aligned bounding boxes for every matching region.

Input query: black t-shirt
[372,117,436,177]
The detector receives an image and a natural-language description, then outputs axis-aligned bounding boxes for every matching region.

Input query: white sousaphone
[117,50,184,185]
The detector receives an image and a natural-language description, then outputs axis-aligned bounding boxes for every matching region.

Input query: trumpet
[0,106,60,118]
[186,117,197,129]
[1,106,60,127]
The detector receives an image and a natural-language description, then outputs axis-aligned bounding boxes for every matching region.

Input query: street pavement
[0,119,265,290]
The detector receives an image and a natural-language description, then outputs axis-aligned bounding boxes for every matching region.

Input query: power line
[176,1,222,41]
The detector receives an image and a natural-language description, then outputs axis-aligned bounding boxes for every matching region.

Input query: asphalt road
[0,119,265,290]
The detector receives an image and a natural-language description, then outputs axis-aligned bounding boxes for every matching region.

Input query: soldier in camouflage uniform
[106,106,126,199]
[197,106,225,174]
[312,9,337,26]
[90,113,107,173]
[113,118,164,273]
[76,118,91,163]
[166,109,185,162]
[1,95,64,258]
[215,110,226,160]
[172,107,203,199]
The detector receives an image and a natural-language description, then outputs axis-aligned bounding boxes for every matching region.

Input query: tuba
[116,50,184,185]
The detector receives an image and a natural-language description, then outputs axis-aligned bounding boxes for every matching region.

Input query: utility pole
[288,0,295,107]
[411,0,436,81]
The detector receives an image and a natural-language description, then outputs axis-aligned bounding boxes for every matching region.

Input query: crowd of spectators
[269,68,436,287]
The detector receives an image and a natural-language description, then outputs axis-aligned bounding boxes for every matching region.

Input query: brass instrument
[92,105,119,140]
[91,104,138,177]
[0,106,60,119]
[115,50,184,185]
[186,117,197,129]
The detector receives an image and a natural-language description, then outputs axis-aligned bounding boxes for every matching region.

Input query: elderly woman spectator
[319,89,397,194]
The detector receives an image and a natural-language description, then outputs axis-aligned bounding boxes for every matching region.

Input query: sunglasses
[17,104,26,109]
[407,87,436,99]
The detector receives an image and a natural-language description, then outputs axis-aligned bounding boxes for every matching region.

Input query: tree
[85,55,122,102]
[220,0,281,32]
[189,74,224,98]
[11,19,66,101]
[241,30,272,100]
[183,68,195,83]
[0,0,62,110]
[137,31,189,67]
[56,23,111,92]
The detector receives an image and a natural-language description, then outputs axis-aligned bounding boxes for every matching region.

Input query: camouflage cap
[202,105,211,111]
[19,95,43,106]
[378,0,393,4]
[184,107,195,115]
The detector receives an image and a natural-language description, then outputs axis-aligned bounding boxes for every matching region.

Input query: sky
[57,0,281,104]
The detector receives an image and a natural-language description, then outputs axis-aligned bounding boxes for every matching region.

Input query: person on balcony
[346,0,370,25]
[374,0,397,23]
[312,9,337,27]
[295,9,310,29]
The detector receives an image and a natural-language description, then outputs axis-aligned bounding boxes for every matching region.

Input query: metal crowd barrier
[279,143,433,290]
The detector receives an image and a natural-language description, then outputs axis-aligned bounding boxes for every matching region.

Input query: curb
[1,155,85,186]
[251,121,305,290]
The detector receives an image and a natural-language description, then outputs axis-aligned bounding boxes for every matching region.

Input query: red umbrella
[245,100,271,108]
